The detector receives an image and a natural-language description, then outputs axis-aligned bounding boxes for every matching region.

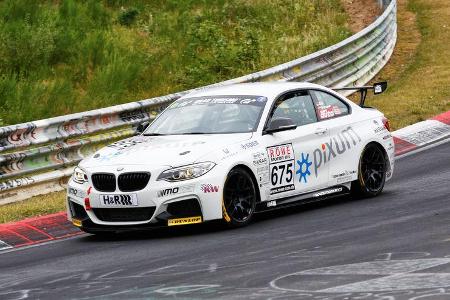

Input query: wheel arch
[360,140,391,172]
[226,163,262,203]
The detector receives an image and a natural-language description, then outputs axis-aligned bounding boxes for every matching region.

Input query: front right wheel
[352,143,387,197]
[222,167,257,227]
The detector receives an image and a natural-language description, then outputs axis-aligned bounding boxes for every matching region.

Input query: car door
[309,89,362,185]
[260,90,331,200]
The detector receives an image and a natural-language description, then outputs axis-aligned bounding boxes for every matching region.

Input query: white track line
[0,240,12,251]
[0,234,85,255]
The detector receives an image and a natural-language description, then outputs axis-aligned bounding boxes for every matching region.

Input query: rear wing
[333,81,387,107]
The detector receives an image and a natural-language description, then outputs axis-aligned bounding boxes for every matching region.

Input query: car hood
[81,133,253,169]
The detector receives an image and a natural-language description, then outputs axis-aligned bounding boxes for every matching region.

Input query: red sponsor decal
[201,184,219,193]
[332,105,341,115]
[318,106,335,120]
[267,144,294,163]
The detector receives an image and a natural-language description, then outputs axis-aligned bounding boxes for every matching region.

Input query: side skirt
[255,185,350,212]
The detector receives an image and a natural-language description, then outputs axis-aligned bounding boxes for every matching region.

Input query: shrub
[0,11,57,76]
[118,7,139,26]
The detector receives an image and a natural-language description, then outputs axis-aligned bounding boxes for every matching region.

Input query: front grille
[166,199,202,217]
[92,173,116,192]
[93,207,156,222]
[118,172,150,192]
[68,201,88,219]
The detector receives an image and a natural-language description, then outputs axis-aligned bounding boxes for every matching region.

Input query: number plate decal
[100,194,139,207]
[267,144,295,195]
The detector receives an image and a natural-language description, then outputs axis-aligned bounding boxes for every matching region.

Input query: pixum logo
[201,184,219,193]
[312,126,361,177]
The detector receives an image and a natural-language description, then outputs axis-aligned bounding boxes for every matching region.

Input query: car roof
[182,82,331,100]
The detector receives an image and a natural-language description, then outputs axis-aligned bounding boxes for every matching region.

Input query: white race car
[67,82,395,234]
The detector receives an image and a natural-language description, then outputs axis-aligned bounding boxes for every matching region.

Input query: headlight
[157,162,216,182]
[73,167,88,184]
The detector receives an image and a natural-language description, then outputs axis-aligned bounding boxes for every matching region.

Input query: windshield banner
[169,95,267,109]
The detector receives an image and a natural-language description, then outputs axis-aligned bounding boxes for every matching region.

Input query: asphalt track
[1,141,449,300]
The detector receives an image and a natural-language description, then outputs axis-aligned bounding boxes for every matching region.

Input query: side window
[269,91,318,127]
[311,90,349,120]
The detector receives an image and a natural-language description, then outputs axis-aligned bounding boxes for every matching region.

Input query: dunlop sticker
[168,216,202,226]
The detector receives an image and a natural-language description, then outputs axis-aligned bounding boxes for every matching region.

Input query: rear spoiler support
[333,81,387,107]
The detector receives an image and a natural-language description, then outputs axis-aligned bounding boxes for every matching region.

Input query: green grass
[367,0,450,130]
[0,191,66,223]
[0,0,350,126]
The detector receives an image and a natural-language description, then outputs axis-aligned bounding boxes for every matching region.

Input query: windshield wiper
[143,133,166,136]
[179,132,209,135]
[144,132,209,136]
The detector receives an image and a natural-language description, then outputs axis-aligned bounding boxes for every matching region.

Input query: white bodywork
[67,82,395,228]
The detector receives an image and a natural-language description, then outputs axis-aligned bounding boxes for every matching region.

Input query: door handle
[315,128,327,135]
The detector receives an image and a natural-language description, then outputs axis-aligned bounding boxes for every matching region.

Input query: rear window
[311,90,349,120]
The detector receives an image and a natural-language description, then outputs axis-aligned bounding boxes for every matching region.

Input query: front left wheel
[222,167,257,227]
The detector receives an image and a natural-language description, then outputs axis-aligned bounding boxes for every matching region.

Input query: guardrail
[0,0,397,205]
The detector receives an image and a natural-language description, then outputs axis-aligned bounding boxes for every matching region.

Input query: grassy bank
[0,191,65,224]
[368,0,450,129]
[0,0,350,126]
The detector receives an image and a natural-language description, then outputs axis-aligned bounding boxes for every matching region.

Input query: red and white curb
[0,212,83,251]
[392,111,450,156]
[0,110,449,251]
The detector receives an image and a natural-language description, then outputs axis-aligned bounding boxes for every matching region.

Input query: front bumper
[66,166,225,230]
[67,199,203,232]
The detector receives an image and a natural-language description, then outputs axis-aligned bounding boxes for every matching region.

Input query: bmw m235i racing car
[67,82,395,234]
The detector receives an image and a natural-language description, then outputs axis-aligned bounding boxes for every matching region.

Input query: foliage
[118,7,139,26]
[0,0,350,125]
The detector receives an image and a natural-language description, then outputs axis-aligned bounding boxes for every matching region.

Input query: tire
[222,167,257,227]
[352,143,387,197]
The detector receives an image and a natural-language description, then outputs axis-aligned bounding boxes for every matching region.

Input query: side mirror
[263,117,297,135]
[136,121,150,134]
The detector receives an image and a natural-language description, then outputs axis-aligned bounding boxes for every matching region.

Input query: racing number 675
[271,163,293,186]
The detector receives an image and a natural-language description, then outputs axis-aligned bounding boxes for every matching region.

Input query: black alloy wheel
[353,143,387,197]
[223,168,257,227]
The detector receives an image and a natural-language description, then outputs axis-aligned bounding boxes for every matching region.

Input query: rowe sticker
[267,144,295,195]
[168,216,202,226]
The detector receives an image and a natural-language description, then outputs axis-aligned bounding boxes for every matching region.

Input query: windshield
[144,95,267,135]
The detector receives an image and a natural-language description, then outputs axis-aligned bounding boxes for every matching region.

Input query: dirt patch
[340,0,382,33]
[342,0,433,130]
